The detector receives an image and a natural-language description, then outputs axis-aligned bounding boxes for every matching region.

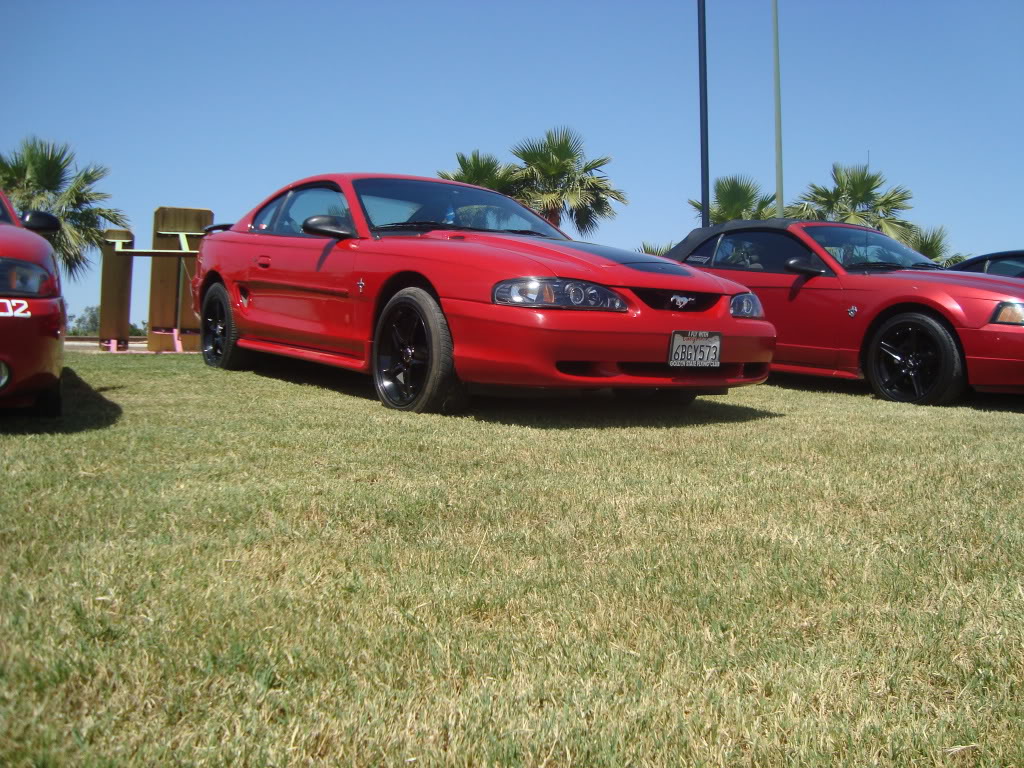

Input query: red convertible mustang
[0,189,64,416]
[667,220,1024,405]
[191,174,775,412]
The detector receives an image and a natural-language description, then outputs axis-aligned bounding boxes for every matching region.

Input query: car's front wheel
[372,287,466,413]
[200,283,248,370]
[865,312,965,405]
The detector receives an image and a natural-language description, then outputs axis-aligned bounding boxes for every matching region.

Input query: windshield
[353,178,566,239]
[804,225,936,269]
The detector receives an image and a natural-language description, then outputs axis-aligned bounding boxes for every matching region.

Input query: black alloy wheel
[372,287,466,413]
[200,283,247,370]
[865,312,965,405]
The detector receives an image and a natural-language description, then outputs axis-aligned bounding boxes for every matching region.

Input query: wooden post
[98,228,134,351]
[148,207,212,352]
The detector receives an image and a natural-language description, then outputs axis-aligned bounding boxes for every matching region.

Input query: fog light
[0,361,9,390]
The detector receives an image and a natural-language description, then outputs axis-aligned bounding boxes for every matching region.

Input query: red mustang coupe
[0,190,64,416]
[667,220,1024,405]
[191,174,775,413]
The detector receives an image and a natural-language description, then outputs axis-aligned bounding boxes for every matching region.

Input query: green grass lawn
[2,351,1023,766]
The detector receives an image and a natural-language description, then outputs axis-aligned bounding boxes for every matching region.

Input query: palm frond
[0,136,128,279]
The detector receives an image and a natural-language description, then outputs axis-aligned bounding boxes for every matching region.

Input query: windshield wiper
[373,221,476,232]
[493,229,554,238]
[845,262,906,271]
[908,262,945,270]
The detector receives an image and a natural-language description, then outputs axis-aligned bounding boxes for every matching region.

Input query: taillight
[0,258,56,297]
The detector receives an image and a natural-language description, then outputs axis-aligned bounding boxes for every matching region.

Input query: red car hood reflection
[858,269,1024,299]
[425,231,745,293]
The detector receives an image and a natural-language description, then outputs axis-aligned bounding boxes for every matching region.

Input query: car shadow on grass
[246,354,379,400]
[768,372,1024,413]
[764,373,873,399]
[243,355,780,427]
[0,368,122,435]
[466,390,780,429]
[963,392,1024,414]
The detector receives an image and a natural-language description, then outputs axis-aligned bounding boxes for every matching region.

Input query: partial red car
[667,220,1024,404]
[0,190,64,417]
[191,174,775,413]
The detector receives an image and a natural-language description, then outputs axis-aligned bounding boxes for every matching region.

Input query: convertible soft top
[666,218,803,262]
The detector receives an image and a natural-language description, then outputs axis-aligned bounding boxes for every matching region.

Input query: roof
[952,250,1024,269]
[665,218,872,261]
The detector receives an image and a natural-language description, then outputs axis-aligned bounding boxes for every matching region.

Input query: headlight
[992,302,1024,325]
[0,258,55,297]
[493,278,627,311]
[730,292,764,318]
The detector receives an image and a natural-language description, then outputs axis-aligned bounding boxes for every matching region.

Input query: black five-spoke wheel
[865,312,965,405]
[200,283,247,370]
[373,287,466,413]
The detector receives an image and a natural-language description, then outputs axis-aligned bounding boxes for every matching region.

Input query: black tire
[613,388,698,408]
[372,287,467,413]
[201,283,248,370]
[31,382,63,418]
[865,312,965,405]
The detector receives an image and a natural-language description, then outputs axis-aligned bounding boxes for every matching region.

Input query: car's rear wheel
[613,388,698,408]
[373,287,466,413]
[201,283,247,370]
[865,312,965,405]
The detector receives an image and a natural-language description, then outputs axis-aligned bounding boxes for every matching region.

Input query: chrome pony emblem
[670,295,694,310]
[848,305,858,318]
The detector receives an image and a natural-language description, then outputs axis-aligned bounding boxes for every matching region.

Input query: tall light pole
[772,0,784,217]
[697,0,710,228]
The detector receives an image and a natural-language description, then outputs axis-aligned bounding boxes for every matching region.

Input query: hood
[424,231,748,294]
[874,268,1024,300]
[0,222,54,267]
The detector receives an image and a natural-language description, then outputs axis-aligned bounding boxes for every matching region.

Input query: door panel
[241,184,360,354]
[694,230,849,369]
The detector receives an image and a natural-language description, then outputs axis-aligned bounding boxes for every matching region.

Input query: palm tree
[511,127,626,236]
[786,163,914,243]
[637,242,675,256]
[0,137,129,279]
[904,225,971,265]
[438,150,526,199]
[688,175,777,224]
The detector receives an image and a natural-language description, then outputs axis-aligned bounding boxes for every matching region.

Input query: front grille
[631,289,720,312]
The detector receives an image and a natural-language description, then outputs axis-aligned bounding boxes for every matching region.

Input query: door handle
[256,256,271,269]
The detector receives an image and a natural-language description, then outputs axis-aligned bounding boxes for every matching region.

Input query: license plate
[668,331,721,367]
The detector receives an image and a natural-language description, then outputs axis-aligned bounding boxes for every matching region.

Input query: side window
[684,236,718,266]
[987,257,1024,278]
[956,260,988,274]
[274,186,351,236]
[714,231,829,275]
[251,196,284,232]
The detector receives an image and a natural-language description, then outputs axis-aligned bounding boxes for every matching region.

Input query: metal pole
[698,0,710,228]
[772,0,784,217]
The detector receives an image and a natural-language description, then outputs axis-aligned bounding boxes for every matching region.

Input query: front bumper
[961,324,1024,394]
[0,298,64,407]
[443,297,775,390]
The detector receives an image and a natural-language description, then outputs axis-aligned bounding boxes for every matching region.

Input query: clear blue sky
[3,0,1022,324]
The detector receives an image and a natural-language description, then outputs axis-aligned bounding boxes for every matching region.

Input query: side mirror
[302,215,356,240]
[21,210,61,236]
[785,256,827,276]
